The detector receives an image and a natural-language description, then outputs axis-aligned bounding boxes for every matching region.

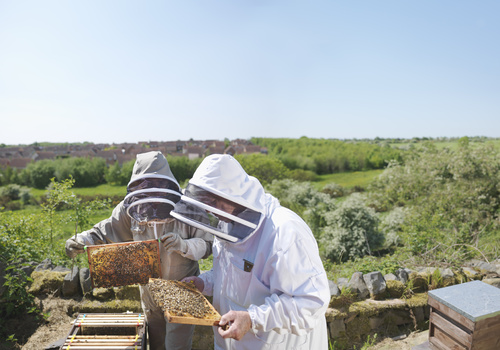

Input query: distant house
[32,151,56,161]
[0,158,10,168]
[10,158,32,169]
[0,139,266,169]
[185,146,205,160]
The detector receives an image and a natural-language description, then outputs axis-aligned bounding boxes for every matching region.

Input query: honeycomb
[148,278,220,321]
[87,240,161,288]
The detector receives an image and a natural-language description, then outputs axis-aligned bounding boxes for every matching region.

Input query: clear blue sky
[1,1,499,145]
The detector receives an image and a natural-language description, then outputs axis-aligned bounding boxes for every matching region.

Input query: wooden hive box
[427,280,500,350]
[60,313,146,350]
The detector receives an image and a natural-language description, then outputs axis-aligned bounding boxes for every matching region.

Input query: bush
[289,169,318,182]
[54,157,106,187]
[267,179,336,235]
[367,141,500,263]
[105,160,135,186]
[320,193,383,262]
[167,156,202,184]
[321,182,345,198]
[25,160,56,189]
[0,184,22,200]
[379,207,407,248]
[235,154,290,185]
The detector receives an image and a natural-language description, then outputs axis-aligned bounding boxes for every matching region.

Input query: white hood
[188,154,266,214]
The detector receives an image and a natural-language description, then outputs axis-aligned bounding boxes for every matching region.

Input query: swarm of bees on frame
[88,241,161,288]
[148,278,219,320]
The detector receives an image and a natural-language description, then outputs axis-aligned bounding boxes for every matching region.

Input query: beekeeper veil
[171,154,265,243]
[123,151,181,225]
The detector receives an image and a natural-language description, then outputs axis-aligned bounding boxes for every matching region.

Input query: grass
[314,169,384,190]
[30,184,126,200]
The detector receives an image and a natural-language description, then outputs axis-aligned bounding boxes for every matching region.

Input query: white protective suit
[75,151,213,350]
[175,154,330,350]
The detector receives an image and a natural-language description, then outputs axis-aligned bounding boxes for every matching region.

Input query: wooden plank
[62,347,139,350]
[430,311,472,347]
[471,329,500,349]
[430,325,468,350]
[65,343,138,347]
[65,338,140,343]
[164,310,220,326]
[74,323,144,326]
[429,297,476,330]
[72,336,139,339]
[149,279,221,326]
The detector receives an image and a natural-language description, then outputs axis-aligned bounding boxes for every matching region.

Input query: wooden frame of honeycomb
[148,278,221,326]
[86,239,161,288]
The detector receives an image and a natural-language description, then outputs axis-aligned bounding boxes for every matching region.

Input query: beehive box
[148,278,221,326]
[60,313,146,350]
[86,239,161,288]
[428,280,500,350]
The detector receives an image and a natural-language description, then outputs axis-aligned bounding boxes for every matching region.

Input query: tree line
[251,137,403,174]
[0,139,404,189]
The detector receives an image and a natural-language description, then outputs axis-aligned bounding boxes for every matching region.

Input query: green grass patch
[30,184,126,200]
[314,169,384,190]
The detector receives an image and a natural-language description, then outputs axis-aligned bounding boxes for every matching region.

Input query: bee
[148,279,218,319]
[89,240,160,288]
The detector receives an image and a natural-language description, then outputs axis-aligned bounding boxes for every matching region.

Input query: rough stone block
[328,318,345,338]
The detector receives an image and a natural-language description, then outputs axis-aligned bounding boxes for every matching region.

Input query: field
[314,169,383,190]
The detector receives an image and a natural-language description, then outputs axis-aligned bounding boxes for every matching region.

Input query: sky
[1,1,499,145]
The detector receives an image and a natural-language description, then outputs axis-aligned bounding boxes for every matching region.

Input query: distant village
[0,139,268,169]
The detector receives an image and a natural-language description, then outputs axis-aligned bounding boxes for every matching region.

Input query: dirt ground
[3,294,429,350]
[366,331,429,350]
[20,296,77,350]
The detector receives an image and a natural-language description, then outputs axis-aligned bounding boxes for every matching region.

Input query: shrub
[267,179,336,235]
[379,207,407,248]
[289,169,318,182]
[320,193,384,262]
[321,182,345,198]
[235,154,290,185]
[367,141,500,263]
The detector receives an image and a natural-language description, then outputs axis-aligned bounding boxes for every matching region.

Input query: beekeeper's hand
[65,236,85,258]
[181,276,204,293]
[218,310,252,340]
[161,232,188,254]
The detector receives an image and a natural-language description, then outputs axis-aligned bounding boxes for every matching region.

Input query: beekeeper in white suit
[172,154,330,350]
[65,151,213,350]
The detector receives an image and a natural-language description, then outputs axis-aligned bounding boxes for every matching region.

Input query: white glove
[65,236,85,258]
[160,232,188,254]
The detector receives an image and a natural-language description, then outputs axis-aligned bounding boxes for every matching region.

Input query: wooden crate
[428,281,500,350]
[60,313,146,350]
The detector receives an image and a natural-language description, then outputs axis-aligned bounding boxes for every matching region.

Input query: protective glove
[160,232,188,254]
[65,236,85,258]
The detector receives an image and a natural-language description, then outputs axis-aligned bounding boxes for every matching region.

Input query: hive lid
[428,280,500,322]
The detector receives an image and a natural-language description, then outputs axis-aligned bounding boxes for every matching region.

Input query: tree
[235,154,289,185]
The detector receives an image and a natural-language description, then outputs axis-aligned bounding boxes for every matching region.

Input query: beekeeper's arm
[160,211,213,261]
[65,201,133,258]
[248,231,330,336]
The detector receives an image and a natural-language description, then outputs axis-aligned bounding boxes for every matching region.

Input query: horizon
[3,134,498,148]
